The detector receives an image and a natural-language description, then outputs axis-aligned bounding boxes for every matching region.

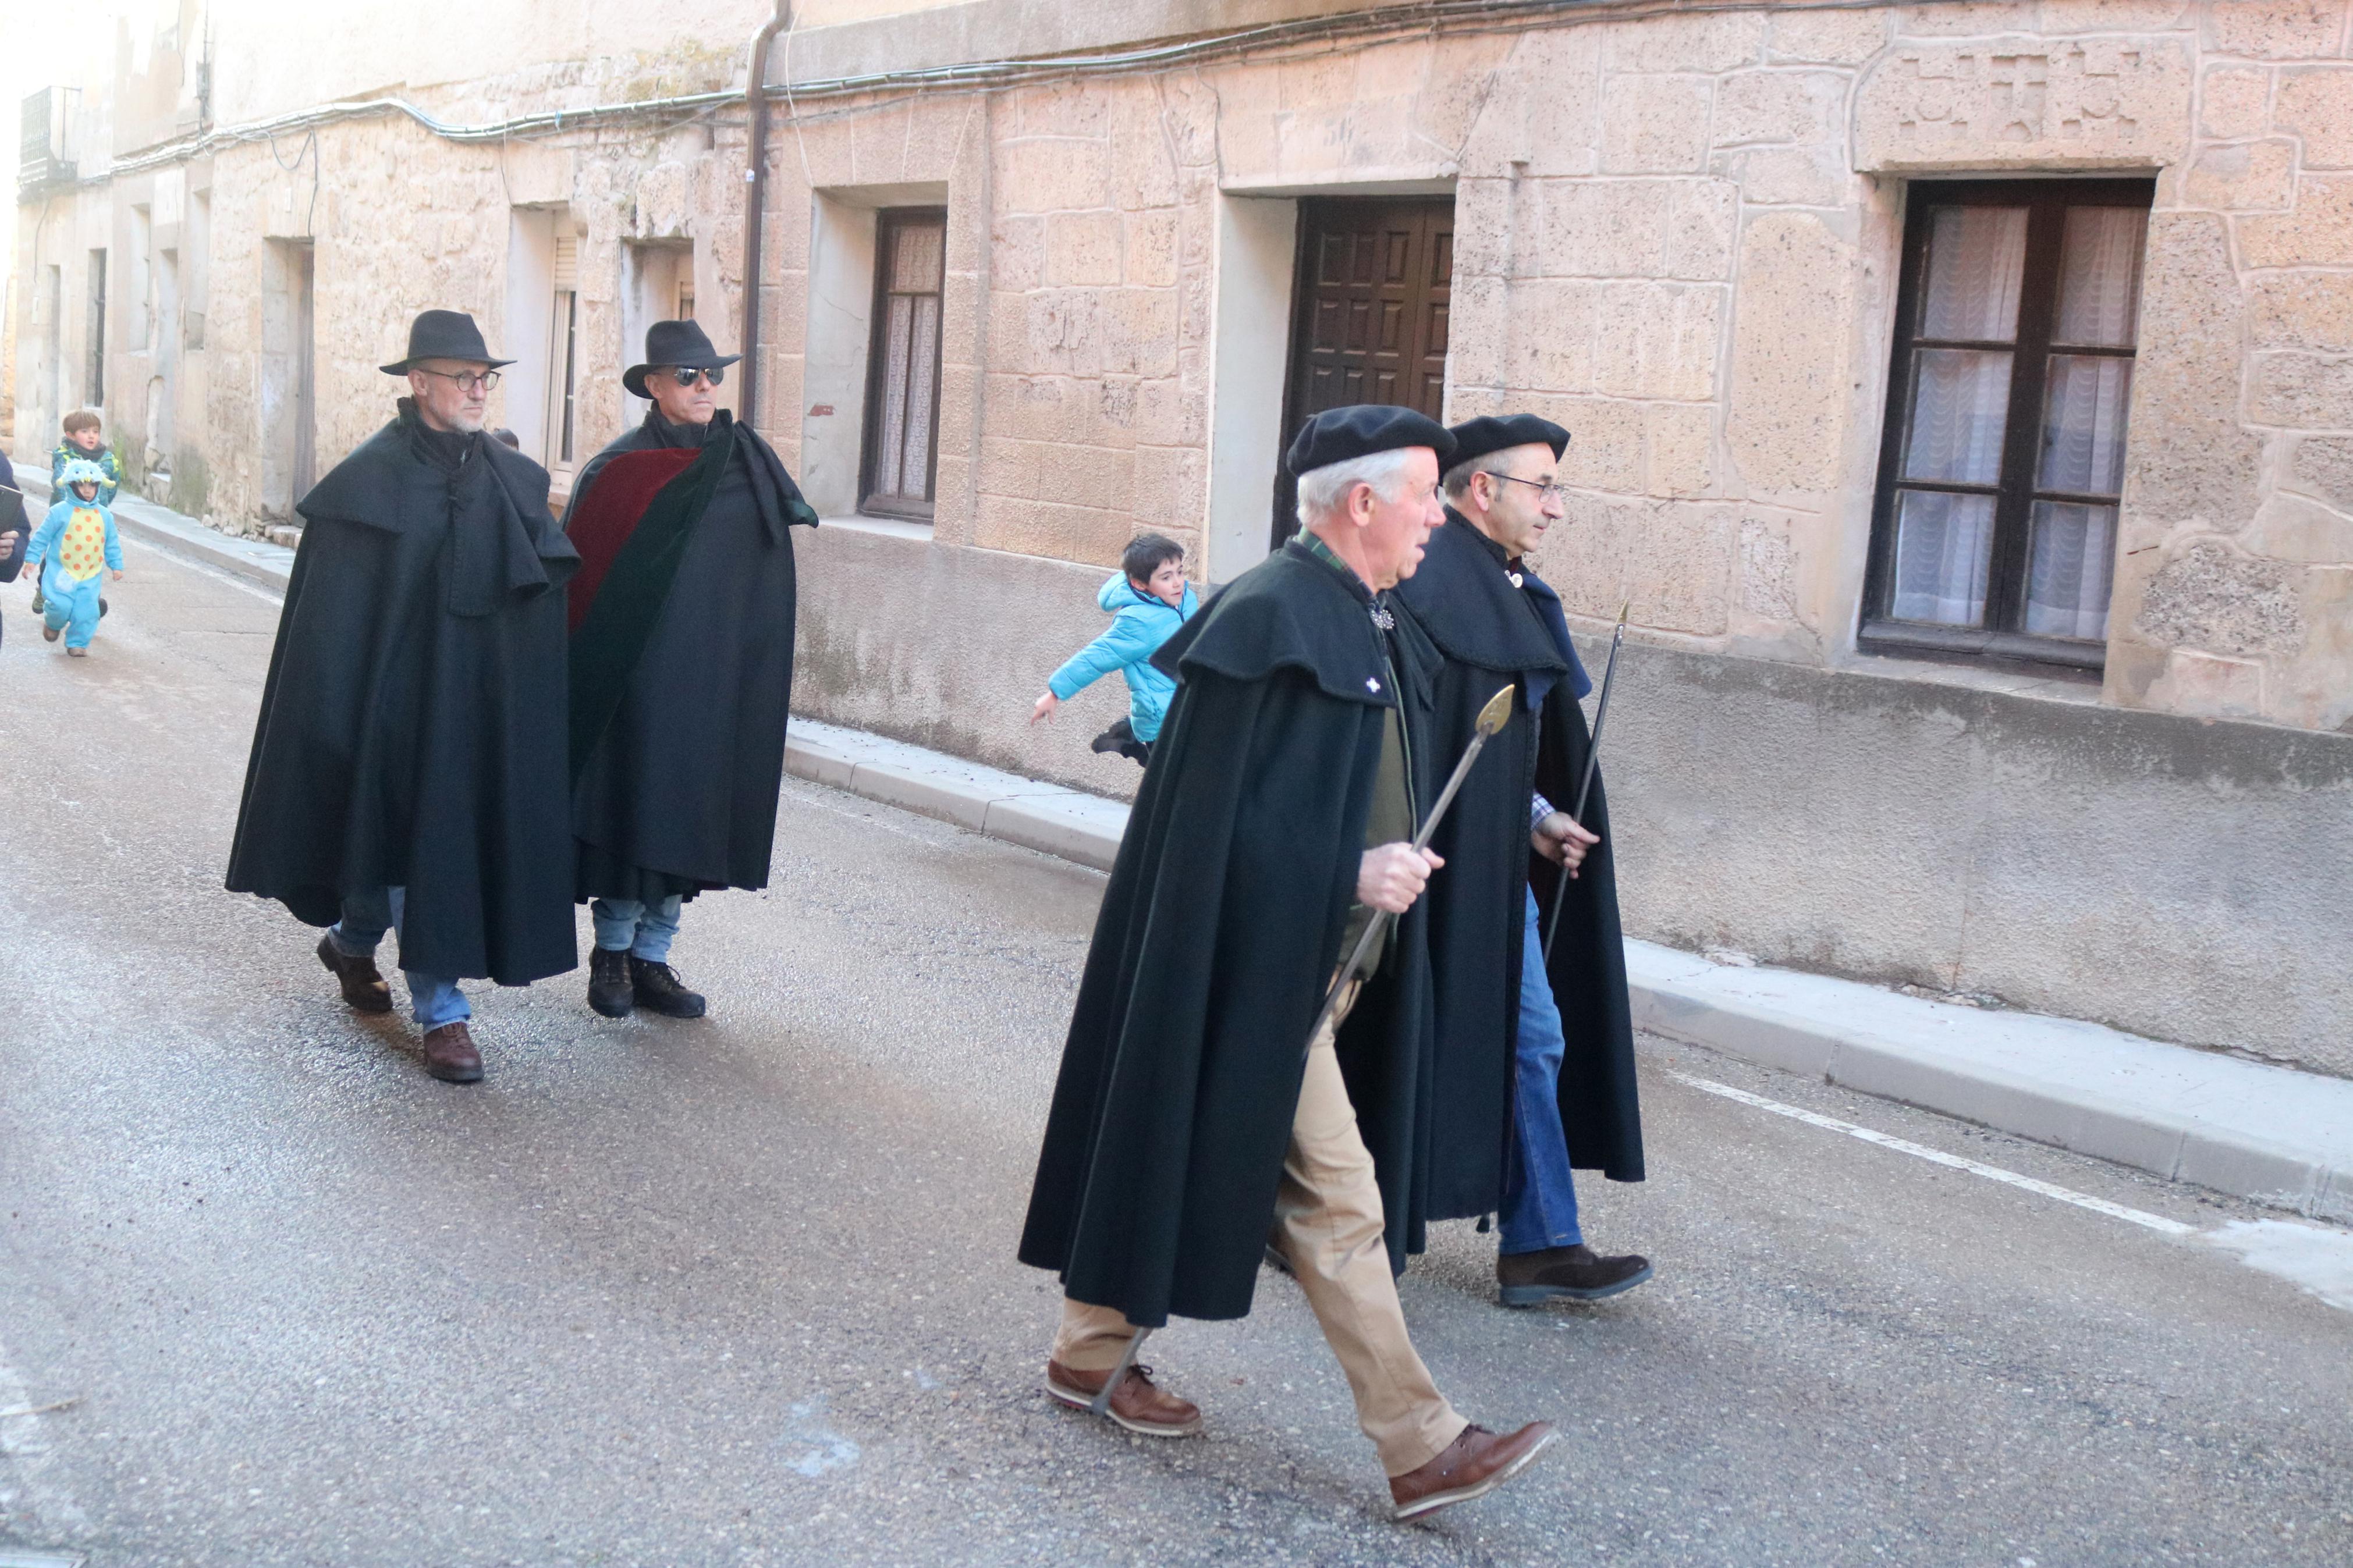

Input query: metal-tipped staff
[1542,601,1629,963]
[1299,682,1517,1059]
[1098,686,1516,1421]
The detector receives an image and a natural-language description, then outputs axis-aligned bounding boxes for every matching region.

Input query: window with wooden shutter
[861,209,946,521]
[545,233,581,470]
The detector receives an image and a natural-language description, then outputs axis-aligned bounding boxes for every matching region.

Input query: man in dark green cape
[1394,414,1649,1309]
[226,310,579,1085]
[562,319,818,1022]
[1017,406,1557,1523]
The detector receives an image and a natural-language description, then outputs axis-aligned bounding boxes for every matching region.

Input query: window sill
[819,511,934,542]
[1842,640,2104,707]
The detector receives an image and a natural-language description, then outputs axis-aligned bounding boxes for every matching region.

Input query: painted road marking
[1667,1071,2198,1237]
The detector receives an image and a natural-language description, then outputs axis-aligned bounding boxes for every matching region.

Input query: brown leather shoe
[1497,1244,1652,1306]
[1045,1358,1203,1437]
[420,1022,484,1084]
[1389,1421,1558,1520]
[316,933,393,1014]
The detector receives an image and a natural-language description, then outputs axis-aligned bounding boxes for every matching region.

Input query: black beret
[1284,404,1456,477]
[1444,414,1570,469]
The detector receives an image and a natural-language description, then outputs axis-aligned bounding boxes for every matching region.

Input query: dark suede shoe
[316,933,393,1014]
[1045,1359,1203,1437]
[588,947,634,1018]
[1497,1244,1652,1306]
[421,1022,484,1084]
[630,958,706,1019]
[1390,1422,1558,1520]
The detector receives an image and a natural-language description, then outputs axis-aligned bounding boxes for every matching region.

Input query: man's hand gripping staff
[1314,681,1517,1052]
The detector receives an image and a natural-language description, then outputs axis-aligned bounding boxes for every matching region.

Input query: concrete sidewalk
[37,472,2352,1226]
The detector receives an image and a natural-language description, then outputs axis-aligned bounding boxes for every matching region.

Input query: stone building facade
[13,1,2352,1080]
[10,0,779,528]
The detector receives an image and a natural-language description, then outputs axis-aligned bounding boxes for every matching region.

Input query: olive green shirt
[1303,533,1417,974]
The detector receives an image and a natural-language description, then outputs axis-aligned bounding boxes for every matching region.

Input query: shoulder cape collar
[1393,512,1568,678]
[1156,542,1403,706]
[296,415,577,617]
[581,410,818,541]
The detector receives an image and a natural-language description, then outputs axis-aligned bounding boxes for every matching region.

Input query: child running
[1030,532,1197,766]
[29,460,125,658]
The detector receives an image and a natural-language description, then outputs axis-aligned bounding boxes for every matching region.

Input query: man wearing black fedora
[561,319,818,1021]
[227,309,582,1085]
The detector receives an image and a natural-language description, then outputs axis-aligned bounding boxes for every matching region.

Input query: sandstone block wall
[757,1,2353,735]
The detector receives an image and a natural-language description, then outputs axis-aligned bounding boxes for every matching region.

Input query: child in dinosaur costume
[29,460,125,656]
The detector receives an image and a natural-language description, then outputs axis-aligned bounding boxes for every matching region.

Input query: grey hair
[1294,447,1419,531]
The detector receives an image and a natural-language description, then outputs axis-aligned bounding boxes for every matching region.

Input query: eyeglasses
[415,368,502,393]
[1481,471,1570,503]
[666,366,725,387]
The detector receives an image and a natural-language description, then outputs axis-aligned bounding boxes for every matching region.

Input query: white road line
[1667,1070,2198,1238]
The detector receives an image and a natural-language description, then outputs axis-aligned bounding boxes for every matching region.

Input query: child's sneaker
[66,646,87,657]
[41,623,59,642]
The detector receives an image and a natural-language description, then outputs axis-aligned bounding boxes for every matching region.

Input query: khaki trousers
[1053,987,1468,1477]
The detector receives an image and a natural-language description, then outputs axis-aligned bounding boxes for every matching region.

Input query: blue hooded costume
[29,461,123,650]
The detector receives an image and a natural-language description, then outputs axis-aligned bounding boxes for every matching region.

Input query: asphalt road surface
[2,546,2348,1567]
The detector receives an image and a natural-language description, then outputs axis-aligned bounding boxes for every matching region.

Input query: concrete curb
[23,480,2345,1224]
[10,463,296,593]
[787,720,1128,872]
[785,717,2353,1225]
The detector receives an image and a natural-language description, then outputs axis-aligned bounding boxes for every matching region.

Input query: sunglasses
[666,366,725,387]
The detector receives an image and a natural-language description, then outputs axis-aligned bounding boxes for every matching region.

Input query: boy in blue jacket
[28,460,125,657]
[1030,532,1197,765]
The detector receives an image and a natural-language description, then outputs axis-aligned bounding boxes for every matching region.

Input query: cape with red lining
[563,410,817,907]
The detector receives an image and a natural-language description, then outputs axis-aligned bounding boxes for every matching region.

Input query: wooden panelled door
[1272,197,1454,549]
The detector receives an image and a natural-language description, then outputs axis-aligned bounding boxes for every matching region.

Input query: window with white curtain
[1862,179,2153,671]
[860,208,946,521]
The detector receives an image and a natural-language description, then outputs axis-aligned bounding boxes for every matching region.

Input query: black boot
[1497,1244,1652,1306]
[630,957,707,1019]
[588,947,634,1018]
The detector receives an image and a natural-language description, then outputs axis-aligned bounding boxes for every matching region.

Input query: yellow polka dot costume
[30,460,123,651]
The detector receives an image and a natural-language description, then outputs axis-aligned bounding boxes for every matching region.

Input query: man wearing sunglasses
[562,319,819,1022]
[228,310,581,1085]
[1391,414,1651,1308]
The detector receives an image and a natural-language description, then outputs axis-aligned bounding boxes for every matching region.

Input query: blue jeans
[591,895,683,962]
[330,887,471,1029]
[1499,886,1584,1255]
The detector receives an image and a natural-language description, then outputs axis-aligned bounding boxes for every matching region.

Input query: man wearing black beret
[1018,404,1557,1520]
[1393,414,1649,1307]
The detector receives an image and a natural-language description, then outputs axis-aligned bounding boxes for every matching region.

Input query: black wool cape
[1393,511,1645,1197]
[565,411,818,904]
[225,406,581,984]
[1017,541,1444,1328]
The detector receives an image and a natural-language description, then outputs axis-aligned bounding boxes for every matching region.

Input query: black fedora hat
[625,319,741,400]
[379,309,514,375]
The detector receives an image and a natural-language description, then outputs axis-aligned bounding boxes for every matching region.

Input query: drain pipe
[739,0,792,429]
